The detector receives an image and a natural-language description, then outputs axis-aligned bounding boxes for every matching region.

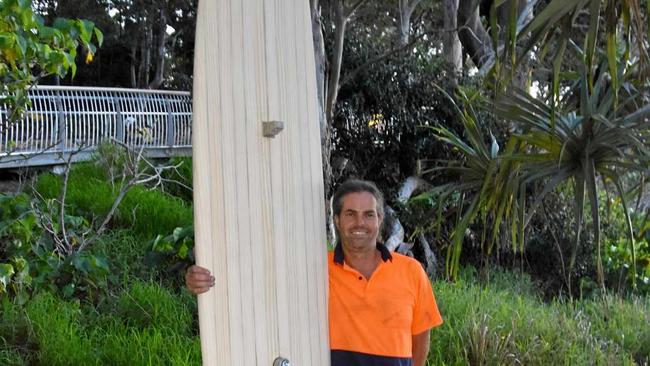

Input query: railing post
[164,99,175,147]
[113,96,124,142]
[55,91,66,151]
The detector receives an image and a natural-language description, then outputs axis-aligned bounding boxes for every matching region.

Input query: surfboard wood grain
[192,0,329,364]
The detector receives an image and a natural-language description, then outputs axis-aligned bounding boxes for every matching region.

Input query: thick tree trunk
[384,206,405,252]
[457,0,494,72]
[310,0,332,201]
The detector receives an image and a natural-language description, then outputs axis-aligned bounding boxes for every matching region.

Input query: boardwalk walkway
[0,86,192,169]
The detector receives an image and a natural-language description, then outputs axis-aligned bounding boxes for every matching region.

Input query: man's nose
[353,215,364,225]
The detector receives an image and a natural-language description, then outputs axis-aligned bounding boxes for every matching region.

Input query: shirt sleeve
[411,263,443,335]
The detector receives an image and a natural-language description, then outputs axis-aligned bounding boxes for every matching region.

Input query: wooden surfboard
[192,0,329,365]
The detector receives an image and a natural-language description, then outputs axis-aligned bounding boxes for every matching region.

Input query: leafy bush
[601,193,650,295]
[120,185,192,239]
[147,225,194,279]
[0,191,111,302]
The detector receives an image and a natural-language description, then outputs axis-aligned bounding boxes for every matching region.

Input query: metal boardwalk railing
[0,85,192,169]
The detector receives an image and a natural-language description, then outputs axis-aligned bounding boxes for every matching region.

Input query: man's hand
[412,329,431,366]
[185,265,215,295]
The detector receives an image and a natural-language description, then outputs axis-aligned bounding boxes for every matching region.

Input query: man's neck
[342,244,381,279]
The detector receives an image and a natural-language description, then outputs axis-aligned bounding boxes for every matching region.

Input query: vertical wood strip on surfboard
[192,0,329,364]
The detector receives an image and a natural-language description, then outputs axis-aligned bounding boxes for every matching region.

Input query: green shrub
[147,225,194,280]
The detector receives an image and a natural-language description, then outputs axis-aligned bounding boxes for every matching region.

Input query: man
[186,179,443,366]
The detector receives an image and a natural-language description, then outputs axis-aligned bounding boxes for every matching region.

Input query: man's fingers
[185,265,215,295]
[188,265,211,275]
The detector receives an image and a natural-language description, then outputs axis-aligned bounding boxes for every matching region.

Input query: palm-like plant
[420,86,526,280]
[428,0,650,291]
[495,54,650,290]
[427,57,650,289]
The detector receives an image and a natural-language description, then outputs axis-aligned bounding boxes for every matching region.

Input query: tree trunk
[398,0,421,46]
[149,7,168,89]
[325,2,348,125]
[457,0,494,72]
[384,206,405,252]
[443,0,462,83]
[130,45,137,88]
[310,0,332,200]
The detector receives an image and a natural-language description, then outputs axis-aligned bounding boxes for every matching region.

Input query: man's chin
[343,239,376,250]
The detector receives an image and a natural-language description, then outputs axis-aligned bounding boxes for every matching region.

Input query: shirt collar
[333,242,393,265]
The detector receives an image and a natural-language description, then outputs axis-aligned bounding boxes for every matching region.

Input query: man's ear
[333,215,340,229]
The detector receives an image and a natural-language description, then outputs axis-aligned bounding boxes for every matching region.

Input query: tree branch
[346,0,368,18]
[340,30,433,88]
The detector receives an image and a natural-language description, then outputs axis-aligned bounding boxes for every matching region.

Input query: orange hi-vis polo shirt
[328,243,443,366]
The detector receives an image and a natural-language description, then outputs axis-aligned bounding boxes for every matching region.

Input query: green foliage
[420,85,525,280]
[428,42,650,291]
[0,0,103,121]
[0,192,110,301]
[26,292,96,365]
[497,0,649,106]
[90,230,158,284]
[147,225,194,277]
[120,185,192,239]
[428,267,649,365]
[115,281,193,335]
[602,195,650,294]
[494,53,650,290]
[34,162,193,239]
[3,287,200,365]
[160,157,193,202]
[330,20,459,198]
[0,297,33,365]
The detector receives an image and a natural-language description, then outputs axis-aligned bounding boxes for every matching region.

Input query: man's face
[334,192,382,251]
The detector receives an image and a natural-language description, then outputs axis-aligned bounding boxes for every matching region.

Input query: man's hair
[332,179,385,219]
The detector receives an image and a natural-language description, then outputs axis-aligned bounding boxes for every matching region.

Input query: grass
[34,162,192,240]
[0,282,200,365]
[428,268,649,365]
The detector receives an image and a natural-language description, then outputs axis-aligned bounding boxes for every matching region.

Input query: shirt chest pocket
[372,293,414,329]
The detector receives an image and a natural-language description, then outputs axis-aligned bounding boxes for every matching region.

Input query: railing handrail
[31,85,191,96]
[0,86,193,168]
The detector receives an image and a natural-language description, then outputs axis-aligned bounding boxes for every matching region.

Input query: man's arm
[412,329,431,366]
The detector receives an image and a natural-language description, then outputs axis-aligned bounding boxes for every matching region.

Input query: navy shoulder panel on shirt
[331,350,412,366]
